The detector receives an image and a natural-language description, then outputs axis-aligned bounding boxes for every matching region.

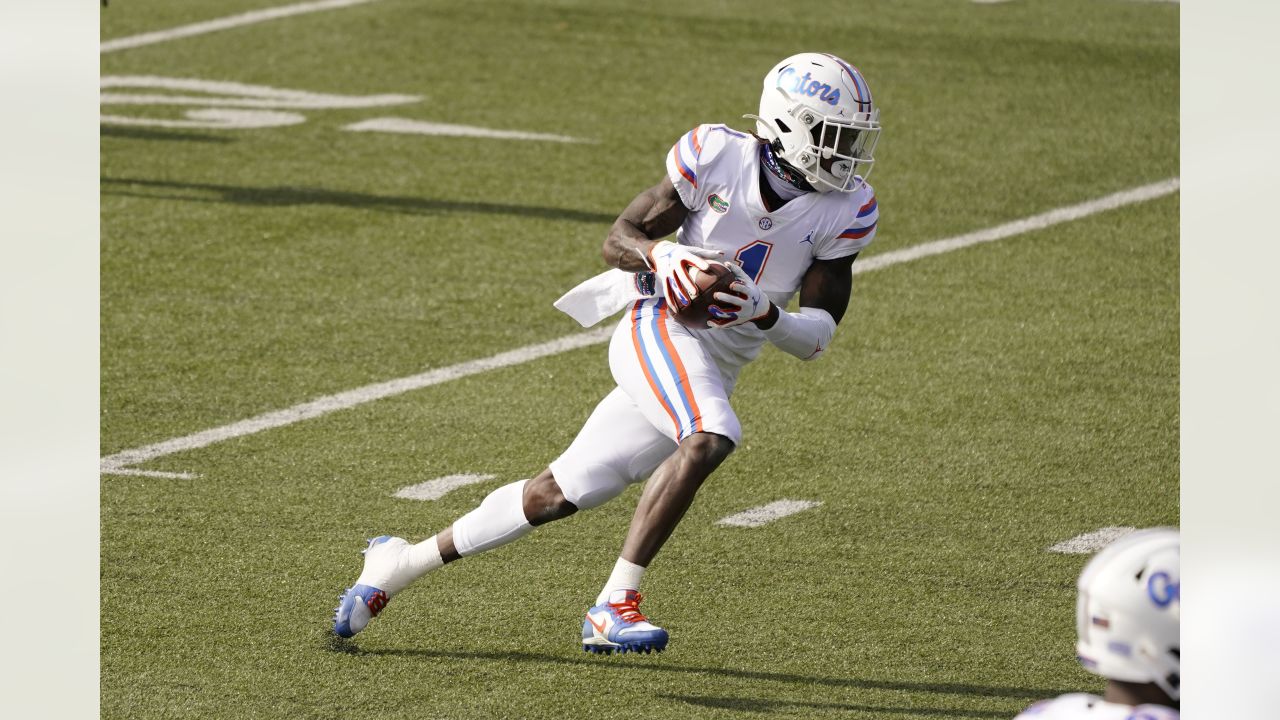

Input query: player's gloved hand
[648,241,722,308]
[708,262,771,328]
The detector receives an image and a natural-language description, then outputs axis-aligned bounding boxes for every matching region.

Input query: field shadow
[666,693,1010,718]
[331,645,1069,701]
[101,127,234,144]
[100,176,616,225]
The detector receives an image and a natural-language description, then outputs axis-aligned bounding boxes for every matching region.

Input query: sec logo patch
[758,217,773,231]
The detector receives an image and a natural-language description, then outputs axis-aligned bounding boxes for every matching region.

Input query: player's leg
[609,299,742,582]
[431,468,574,561]
[582,299,742,654]
[334,469,575,636]
[616,429,734,566]
[335,387,675,639]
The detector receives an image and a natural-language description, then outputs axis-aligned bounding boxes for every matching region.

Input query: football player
[1015,528,1180,719]
[334,52,882,654]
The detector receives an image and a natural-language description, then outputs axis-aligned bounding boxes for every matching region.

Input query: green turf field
[100,1,1179,717]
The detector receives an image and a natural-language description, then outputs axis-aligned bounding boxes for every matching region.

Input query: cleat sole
[582,641,667,656]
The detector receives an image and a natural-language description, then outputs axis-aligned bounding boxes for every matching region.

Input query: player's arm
[712,253,858,361]
[760,252,857,327]
[601,175,722,306]
[601,176,690,272]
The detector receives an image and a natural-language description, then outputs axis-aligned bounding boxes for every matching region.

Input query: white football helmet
[1076,528,1180,701]
[746,52,881,193]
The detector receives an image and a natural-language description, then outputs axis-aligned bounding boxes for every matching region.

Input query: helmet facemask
[804,104,880,192]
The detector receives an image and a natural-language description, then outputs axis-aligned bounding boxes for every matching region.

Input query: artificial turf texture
[101,1,1178,717]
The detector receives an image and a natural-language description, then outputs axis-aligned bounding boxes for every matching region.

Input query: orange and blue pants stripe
[629,299,703,441]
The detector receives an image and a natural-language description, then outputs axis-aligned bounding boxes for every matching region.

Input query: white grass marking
[101,178,1177,476]
[99,467,199,480]
[1049,526,1138,554]
[716,500,823,528]
[100,109,307,130]
[393,474,496,501]
[98,327,613,475]
[100,0,382,54]
[100,76,420,110]
[853,178,1179,274]
[346,118,589,144]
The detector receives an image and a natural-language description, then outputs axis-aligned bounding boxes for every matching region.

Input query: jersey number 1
[735,241,773,283]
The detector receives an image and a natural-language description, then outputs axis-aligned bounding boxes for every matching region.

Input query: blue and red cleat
[581,590,669,655]
[333,535,402,638]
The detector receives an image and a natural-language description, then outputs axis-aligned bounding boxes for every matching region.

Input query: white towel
[553,269,657,327]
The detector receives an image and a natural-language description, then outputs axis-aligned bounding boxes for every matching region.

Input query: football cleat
[333,535,406,638]
[581,590,669,655]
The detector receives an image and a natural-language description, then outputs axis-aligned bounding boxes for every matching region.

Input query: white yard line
[100,110,308,130]
[716,500,823,528]
[346,118,589,143]
[1048,526,1138,554]
[99,467,199,480]
[99,328,612,475]
[100,177,1178,477]
[393,474,497,501]
[100,0,381,54]
[853,178,1179,274]
[101,76,419,110]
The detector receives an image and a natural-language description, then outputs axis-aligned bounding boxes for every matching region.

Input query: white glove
[708,262,771,328]
[647,241,722,308]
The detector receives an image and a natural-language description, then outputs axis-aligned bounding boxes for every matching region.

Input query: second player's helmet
[747,52,881,193]
[1075,528,1181,701]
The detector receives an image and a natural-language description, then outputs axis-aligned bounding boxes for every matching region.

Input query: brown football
[670,262,738,329]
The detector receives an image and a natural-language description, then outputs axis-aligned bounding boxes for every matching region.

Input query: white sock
[595,557,646,606]
[451,479,534,557]
[403,535,444,578]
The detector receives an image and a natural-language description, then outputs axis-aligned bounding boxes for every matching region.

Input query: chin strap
[759,142,815,192]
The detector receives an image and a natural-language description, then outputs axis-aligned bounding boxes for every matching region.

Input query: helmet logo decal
[777,68,842,107]
[1147,571,1179,608]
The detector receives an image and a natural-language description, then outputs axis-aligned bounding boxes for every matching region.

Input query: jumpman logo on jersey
[801,229,815,245]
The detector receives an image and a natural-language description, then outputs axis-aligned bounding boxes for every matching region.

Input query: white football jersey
[664,123,878,368]
[1015,693,1179,720]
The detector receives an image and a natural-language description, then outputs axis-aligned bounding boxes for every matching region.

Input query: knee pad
[548,460,629,511]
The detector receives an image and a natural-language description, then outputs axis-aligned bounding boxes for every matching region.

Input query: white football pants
[549,298,742,510]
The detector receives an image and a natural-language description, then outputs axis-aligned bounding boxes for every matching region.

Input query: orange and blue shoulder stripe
[837,195,878,240]
[672,126,704,187]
